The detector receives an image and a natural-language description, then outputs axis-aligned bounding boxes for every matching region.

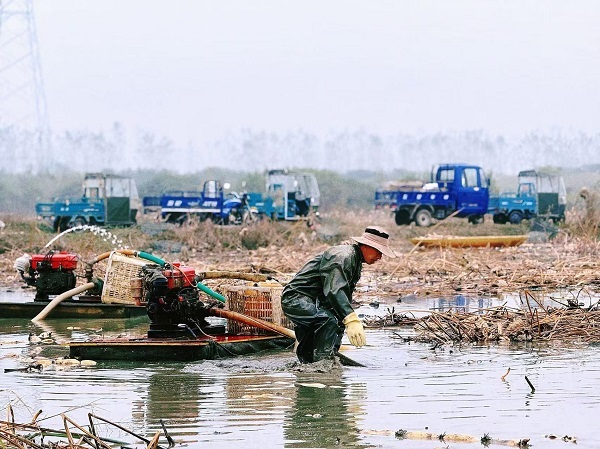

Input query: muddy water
[0,294,599,448]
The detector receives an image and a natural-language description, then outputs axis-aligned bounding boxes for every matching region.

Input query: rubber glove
[343,312,366,347]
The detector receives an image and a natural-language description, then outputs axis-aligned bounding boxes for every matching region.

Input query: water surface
[0,291,598,448]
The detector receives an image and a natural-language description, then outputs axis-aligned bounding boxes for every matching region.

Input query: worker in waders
[281,226,396,363]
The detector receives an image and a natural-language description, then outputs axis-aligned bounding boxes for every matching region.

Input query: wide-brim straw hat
[351,226,396,258]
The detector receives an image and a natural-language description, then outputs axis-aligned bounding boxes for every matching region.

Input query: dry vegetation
[412,300,600,345]
[1,208,600,297]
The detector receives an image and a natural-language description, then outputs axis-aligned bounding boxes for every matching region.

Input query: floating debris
[0,409,172,449]
[380,290,600,345]
[363,307,420,328]
[361,428,529,447]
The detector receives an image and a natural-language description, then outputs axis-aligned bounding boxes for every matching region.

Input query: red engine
[141,262,223,337]
[15,251,79,301]
[162,263,197,289]
[30,252,78,271]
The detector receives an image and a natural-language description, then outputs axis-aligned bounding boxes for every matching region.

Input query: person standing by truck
[281,226,396,364]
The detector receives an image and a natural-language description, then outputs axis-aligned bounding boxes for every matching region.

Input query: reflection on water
[433,295,492,313]
[358,288,600,320]
[2,291,600,448]
[1,287,35,303]
[284,372,366,449]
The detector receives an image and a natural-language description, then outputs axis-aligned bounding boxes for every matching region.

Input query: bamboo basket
[223,285,292,335]
[102,252,149,304]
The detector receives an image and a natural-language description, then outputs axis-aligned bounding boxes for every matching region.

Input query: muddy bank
[1,212,600,304]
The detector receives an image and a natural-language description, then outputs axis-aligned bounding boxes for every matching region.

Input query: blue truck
[35,173,140,232]
[143,180,238,225]
[143,170,321,224]
[488,170,566,224]
[375,164,490,226]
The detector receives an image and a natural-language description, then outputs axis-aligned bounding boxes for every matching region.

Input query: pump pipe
[196,271,273,283]
[31,282,96,322]
[196,282,227,303]
[85,250,165,269]
[208,308,295,339]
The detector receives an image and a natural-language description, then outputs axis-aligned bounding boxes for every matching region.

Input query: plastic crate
[102,252,149,304]
[223,285,292,335]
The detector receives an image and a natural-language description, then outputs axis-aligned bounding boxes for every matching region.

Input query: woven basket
[102,252,149,304]
[223,285,292,335]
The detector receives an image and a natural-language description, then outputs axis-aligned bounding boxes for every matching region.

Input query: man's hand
[343,312,366,347]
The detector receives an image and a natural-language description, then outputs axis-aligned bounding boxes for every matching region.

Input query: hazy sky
[34,1,600,146]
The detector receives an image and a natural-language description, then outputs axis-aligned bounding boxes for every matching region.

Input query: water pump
[140,263,224,338]
[14,252,78,301]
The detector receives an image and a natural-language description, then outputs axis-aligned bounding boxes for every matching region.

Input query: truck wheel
[53,217,66,232]
[509,211,523,224]
[225,212,238,225]
[166,213,181,224]
[242,210,258,224]
[415,209,433,227]
[72,217,87,228]
[469,215,484,225]
[493,213,508,224]
[395,210,410,226]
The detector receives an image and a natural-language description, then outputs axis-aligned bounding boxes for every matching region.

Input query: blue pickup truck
[375,164,490,226]
[488,170,566,224]
[35,173,139,231]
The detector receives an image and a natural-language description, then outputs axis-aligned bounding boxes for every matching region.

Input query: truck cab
[377,164,490,227]
[436,164,489,218]
[243,170,320,221]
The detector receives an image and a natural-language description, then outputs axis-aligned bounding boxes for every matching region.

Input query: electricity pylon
[0,0,50,172]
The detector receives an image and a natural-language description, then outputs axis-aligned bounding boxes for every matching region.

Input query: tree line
[1,124,600,176]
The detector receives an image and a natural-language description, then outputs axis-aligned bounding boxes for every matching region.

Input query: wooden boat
[0,296,147,320]
[68,334,294,362]
[67,308,297,362]
[410,234,528,248]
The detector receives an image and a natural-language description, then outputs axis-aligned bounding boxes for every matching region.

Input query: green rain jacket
[282,243,363,322]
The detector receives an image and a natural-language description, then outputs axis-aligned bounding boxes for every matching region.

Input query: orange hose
[85,249,136,268]
[208,308,295,339]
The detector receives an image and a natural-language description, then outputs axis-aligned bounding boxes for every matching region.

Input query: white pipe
[31,282,96,322]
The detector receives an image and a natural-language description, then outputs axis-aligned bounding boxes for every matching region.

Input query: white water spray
[43,225,129,250]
